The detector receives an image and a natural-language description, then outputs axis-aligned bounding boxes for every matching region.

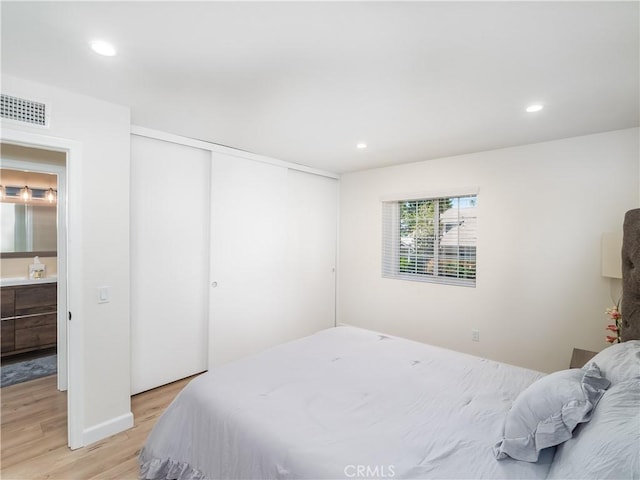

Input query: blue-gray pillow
[584,340,640,386]
[546,378,640,479]
[494,363,610,462]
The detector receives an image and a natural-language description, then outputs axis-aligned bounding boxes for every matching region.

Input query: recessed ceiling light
[356,143,367,149]
[90,40,117,57]
[526,104,544,113]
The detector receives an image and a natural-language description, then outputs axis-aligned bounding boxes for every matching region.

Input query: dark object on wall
[621,208,640,341]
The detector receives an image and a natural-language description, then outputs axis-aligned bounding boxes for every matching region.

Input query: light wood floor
[1,374,194,479]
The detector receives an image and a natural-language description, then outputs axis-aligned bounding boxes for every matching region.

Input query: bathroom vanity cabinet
[1,282,57,357]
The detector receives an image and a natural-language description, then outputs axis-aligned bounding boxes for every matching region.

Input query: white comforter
[140,326,554,479]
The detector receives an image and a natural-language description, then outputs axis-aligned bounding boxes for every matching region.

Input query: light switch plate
[97,286,110,304]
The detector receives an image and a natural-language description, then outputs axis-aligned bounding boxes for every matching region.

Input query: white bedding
[140,326,554,479]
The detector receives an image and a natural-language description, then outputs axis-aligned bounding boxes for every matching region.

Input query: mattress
[140,326,554,479]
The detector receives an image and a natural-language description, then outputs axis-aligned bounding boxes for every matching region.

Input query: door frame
[1,127,84,449]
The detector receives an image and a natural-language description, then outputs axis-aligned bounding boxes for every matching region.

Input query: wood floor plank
[1,374,197,479]
[0,421,44,452]
[89,455,139,480]
[2,375,58,403]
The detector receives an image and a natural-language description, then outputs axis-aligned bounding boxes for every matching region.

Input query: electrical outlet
[471,329,480,342]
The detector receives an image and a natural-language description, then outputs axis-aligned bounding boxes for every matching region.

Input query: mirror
[1,203,57,254]
[0,168,58,257]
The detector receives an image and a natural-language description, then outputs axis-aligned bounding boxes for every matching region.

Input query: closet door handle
[211,281,218,288]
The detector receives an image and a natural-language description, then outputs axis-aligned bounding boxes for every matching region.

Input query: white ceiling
[1,1,638,173]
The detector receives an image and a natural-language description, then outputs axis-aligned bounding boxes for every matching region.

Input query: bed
[140,209,640,480]
[139,325,639,480]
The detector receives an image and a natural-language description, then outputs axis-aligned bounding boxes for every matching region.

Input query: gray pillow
[584,340,640,386]
[546,378,640,479]
[494,363,610,462]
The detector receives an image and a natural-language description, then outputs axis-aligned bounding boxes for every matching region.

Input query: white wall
[339,128,639,373]
[2,74,132,442]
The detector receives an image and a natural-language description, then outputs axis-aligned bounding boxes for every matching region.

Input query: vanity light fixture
[46,188,57,203]
[20,186,32,202]
[356,142,368,149]
[1,184,57,204]
[90,40,117,57]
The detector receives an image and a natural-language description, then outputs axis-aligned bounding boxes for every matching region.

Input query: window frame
[382,193,477,287]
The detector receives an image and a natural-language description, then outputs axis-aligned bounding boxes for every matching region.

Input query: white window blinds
[382,194,477,287]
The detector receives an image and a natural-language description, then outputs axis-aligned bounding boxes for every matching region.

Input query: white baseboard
[83,411,134,446]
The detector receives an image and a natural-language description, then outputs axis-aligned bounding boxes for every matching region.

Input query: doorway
[1,165,62,389]
[1,145,67,387]
[0,132,80,449]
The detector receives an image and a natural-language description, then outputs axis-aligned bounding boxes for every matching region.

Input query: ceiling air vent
[1,94,49,127]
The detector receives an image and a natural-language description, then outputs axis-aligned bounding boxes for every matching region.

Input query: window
[382,194,477,286]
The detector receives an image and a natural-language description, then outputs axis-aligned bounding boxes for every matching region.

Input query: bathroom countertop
[0,276,58,287]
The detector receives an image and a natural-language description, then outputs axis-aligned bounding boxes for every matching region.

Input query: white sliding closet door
[285,170,338,338]
[131,135,210,394]
[209,154,288,367]
[209,153,337,367]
